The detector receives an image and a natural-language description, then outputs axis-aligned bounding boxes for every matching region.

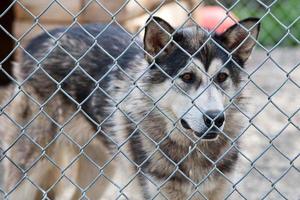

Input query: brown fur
[0,85,115,199]
[1,17,259,199]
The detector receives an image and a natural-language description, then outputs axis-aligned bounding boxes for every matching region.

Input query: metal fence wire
[0,0,300,199]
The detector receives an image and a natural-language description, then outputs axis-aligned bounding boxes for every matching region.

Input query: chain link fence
[0,0,299,199]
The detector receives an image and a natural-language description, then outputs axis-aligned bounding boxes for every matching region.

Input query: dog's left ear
[144,16,175,62]
[217,18,260,63]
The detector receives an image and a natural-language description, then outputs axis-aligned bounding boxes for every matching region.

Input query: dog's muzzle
[180,119,220,140]
[195,128,219,139]
[180,110,225,140]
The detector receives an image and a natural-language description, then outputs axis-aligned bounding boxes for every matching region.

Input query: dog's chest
[141,150,218,199]
[144,170,218,200]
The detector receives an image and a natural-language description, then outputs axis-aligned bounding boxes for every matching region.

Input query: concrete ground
[229,48,300,200]
[0,48,299,199]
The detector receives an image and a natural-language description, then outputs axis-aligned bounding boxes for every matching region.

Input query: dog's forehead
[180,26,207,48]
[158,26,228,78]
[178,26,226,69]
[206,58,224,74]
[189,58,224,75]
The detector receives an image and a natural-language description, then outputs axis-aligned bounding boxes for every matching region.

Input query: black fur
[19,17,260,199]
[22,23,143,123]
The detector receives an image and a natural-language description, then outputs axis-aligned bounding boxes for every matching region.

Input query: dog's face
[142,17,260,141]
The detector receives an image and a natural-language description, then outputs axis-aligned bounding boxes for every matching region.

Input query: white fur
[148,58,228,138]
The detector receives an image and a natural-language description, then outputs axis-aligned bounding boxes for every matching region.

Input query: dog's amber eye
[180,73,194,83]
[216,72,228,83]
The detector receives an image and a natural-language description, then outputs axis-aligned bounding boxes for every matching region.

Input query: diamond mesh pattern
[0,0,299,199]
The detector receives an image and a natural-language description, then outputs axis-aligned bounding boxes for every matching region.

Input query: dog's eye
[180,73,195,83]
[216,72,228,83]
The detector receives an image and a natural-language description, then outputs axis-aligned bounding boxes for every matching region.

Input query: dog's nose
[203,110,225,128]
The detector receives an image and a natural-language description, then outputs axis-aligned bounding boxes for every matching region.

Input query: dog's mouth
[180,119,219,140]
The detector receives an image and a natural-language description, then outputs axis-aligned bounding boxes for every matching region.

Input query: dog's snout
[203,110,225,128]
[181,119,191,130]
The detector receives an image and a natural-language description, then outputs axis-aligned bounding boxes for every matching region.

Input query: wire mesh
[0,0,299,199]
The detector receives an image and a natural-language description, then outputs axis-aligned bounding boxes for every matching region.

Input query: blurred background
[0,0,299,84]
[0,0,299,199]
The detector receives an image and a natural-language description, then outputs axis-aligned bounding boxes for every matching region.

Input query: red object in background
[195,6,239,34]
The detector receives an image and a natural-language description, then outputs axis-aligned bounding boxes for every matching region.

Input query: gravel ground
[0,48,299,199]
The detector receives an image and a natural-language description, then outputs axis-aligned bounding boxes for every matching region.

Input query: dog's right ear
[144,17,175,62]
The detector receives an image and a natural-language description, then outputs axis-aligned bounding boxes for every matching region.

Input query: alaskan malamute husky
[1,17,260,199]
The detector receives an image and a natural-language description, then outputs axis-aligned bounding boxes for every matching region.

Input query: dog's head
[142,17,260,141]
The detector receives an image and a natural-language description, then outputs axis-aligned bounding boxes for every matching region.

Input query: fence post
[0,0,15,86]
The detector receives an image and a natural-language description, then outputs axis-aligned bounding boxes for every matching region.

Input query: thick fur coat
[0,17,260,199]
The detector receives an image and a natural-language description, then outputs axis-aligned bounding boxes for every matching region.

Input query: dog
[0,16,260,199]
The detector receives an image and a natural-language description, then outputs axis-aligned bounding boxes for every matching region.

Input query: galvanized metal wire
[0,0,299,199]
